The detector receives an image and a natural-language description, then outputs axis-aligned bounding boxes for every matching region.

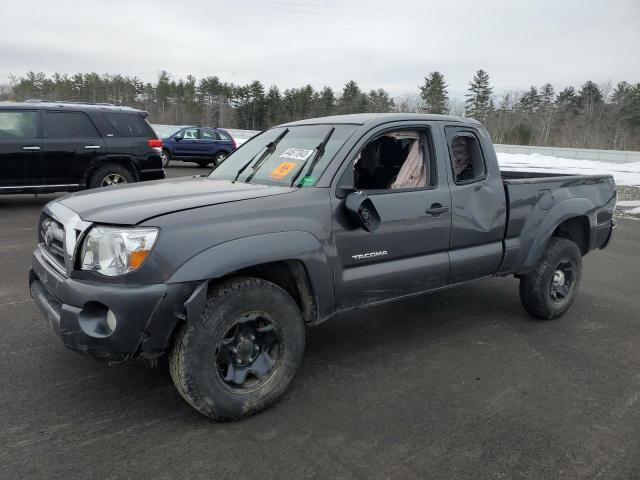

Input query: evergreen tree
[368,88,394,112]
[465,69,493,120]
[420,71,448,114]
[578,81,603,115]
[339,81,368,113]
[556,86,580,115]
[264,85,282,127]
[540,83,555,108]
[517,86,542,113]
[319,86,336,115]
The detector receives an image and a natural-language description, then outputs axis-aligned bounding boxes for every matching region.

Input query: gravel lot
[1,164,639,479]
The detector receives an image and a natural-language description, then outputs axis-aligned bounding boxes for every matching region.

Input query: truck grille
[38,203,93,276]
[40,214,67,272]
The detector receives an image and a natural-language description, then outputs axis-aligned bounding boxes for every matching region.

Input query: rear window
[103,113,152,137]
[44,111,99,138]
[217,130,231,141]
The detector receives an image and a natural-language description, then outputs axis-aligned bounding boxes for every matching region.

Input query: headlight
[80,226,159,276]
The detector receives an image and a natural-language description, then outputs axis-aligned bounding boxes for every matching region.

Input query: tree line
[2,70,639,150]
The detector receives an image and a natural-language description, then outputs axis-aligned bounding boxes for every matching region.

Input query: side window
[179,128,199,140]
[0,111,38,139]
[44,112,99,139]
[102,113,151,137]
[448,133,486,184]
[217,130,231,141]
[353,129,434,192]
[202,129,218,140]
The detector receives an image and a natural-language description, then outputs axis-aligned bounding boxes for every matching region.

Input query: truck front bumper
[29,247,197,363]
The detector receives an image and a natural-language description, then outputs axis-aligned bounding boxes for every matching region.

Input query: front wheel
[169,277,305,421]
[519,237,582,319]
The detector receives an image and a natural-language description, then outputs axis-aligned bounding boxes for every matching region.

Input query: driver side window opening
[353,129,434,192]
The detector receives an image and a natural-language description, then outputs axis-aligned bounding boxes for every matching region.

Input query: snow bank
[497,153,640,187]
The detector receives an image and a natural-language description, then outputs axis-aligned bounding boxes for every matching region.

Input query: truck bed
[498,169,616,275]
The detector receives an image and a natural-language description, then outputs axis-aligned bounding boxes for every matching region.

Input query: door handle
[22,146,40,151]
[426,204,449,216]
[84,145,101,149]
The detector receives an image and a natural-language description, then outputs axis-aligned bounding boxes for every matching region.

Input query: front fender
[167,231,334,318]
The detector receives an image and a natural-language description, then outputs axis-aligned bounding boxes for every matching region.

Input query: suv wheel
[89,164,135,189]
[169,277,305,421]
[519,237,582,319]
[213,152,228,166]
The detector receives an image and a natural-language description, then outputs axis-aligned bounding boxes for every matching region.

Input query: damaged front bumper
[29,246,198,363]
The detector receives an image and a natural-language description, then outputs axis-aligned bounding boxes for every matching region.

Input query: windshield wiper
[289,127,335,187]
[236,128,289,183]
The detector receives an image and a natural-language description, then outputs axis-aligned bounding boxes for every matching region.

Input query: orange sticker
[269,161,297,180]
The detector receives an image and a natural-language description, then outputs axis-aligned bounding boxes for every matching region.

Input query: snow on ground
[617,200,640,214]
[497,153,640,187]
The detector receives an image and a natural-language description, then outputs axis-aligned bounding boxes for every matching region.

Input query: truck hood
[58,177,296,224]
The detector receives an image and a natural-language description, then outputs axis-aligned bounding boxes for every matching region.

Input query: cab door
[331,123,452,310]
[444,125,507,283]
[0,109,41,187]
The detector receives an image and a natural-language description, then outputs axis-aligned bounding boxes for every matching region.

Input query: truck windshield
[209,124,359,187]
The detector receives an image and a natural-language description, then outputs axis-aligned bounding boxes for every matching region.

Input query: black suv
[0,101,164,194]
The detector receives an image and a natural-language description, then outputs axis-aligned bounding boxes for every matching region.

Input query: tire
[213,151,228,167]
[519,237,582,320]
[169,277,305,421]
[161,149,171,168]
[196,160,211,168]
[88,164,135,189]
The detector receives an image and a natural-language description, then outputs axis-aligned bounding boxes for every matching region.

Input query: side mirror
[344,190,381,232]
[173,135,182,141]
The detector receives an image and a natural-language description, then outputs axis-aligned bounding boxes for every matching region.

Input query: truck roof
[281,112,481,127]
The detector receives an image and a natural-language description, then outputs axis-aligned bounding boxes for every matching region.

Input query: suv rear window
[103,113,152,137]
[217,130,231,141]
[44,111,99,138]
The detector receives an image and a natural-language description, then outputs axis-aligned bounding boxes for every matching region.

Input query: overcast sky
[1,0,638,98]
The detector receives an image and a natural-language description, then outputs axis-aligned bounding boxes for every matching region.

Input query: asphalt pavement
[1,164,639,479]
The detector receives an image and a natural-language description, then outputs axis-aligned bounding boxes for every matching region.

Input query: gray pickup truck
[30,113,616,420]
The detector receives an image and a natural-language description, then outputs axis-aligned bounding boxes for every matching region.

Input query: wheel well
[87,159,139,183]
[552,216,590,255]
[213,260,318,324]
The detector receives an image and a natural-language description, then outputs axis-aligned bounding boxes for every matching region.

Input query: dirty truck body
[30,113,616,420]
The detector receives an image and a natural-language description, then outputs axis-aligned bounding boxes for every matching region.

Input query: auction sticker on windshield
[280,148,314,161]
[270,161,298,180]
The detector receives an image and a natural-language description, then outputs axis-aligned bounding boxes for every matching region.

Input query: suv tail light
[231,138,237,150]
[148,139,162,148]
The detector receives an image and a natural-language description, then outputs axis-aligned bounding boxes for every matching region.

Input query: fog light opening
[106,309,117,332]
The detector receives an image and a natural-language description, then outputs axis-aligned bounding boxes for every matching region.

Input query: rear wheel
[519,237,582,319]
[88,164,134,189]
[169,277,305,421]
[213,151,228,167]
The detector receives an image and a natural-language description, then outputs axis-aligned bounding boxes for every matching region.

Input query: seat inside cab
[354,130,427,191]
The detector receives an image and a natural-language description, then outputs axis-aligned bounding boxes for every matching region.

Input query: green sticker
[300,176,316,187]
